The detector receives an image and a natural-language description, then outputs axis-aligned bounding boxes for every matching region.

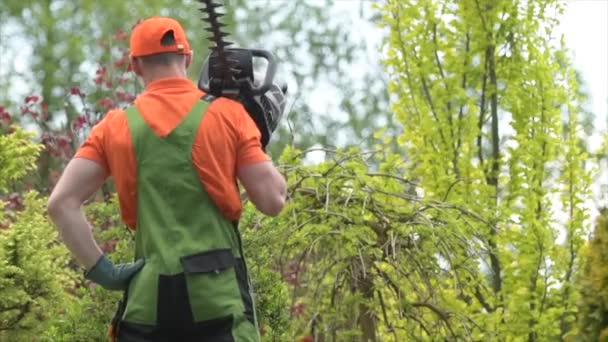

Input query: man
[47,16,287,341]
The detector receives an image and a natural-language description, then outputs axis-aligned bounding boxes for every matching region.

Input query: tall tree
[381,0,592,339]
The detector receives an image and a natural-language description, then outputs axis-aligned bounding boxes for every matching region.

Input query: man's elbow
[47,196,77,222]
[47,196,63,222]
[263,195,286,217]
[252,189,286,216]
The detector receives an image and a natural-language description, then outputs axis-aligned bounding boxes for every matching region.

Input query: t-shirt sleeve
[73,111,114,173]
[236,105,270,168]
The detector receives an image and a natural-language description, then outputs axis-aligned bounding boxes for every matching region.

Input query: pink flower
[70,87,82,96]
[72,115,88,130]
[114,29,128,41]
[96,66,107,76]
[40,133,52,145]
[115,91,135,103]
[114,57,127,69]
[56,135,71,148]
[97,97,116,110]
[24,95,39,104]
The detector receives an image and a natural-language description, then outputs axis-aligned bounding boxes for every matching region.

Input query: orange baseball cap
[129,17,191,57]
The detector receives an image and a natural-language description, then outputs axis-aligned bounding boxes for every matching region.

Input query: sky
[557,0,608,213]
[557,0,608,146]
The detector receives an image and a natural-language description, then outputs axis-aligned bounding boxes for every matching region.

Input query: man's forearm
[48,204,103,270]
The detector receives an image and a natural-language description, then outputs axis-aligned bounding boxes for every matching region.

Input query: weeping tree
[378,0,592,340]
[241,145,496,341]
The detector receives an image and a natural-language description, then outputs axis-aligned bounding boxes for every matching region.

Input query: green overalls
[115,99,259,342]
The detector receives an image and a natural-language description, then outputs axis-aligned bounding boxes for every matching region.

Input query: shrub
[0,192,74,341]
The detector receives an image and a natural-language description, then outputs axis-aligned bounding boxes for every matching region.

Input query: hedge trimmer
[197,0,288,149]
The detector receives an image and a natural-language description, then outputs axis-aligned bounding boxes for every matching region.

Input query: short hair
[138,30,186,66]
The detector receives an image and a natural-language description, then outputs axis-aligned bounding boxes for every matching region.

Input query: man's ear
[130,57,143,76]
[185,52,193,69]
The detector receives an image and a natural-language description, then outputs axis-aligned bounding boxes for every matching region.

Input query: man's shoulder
[91,108,128,131]
[206,96,246,116]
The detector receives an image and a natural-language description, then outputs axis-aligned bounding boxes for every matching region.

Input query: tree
[574,209,608,341]
[241,145,496,341]
[380,0,592,339]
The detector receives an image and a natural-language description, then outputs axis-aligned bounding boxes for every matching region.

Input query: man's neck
[142,67,187,86]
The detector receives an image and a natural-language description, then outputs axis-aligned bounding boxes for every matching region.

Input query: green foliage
[41,198,133,341]
[41,285,120,342]
[241,209,294,341]
[236,144,499,341]
[0,126,42,192]
[0,192,73,341]
[380,0,594,339]
[574,210,608,341]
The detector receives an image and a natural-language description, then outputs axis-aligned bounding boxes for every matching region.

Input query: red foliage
[24,95,39,104]
[0,106,11,124]
[40,101,49,120]
[113,29,128,41]
[5,193,24,211]
[100,239,118,253]
[290,302,306,316]
[97,97,116,111]
[71,115,88,131]
[95,66,107,86]
[283,259,308,286]
[1,23,137,192]
[70,87,83,96]
[114,56,128,69]
[40,133,73,158]
[115,91,135,103]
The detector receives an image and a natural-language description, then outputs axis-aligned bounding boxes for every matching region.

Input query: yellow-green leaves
[0,192,72,340]
[575,211,608,341]
[381,0,592,339]
[0,126,43,192]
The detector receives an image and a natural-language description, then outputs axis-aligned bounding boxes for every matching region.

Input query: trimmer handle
[246,49,277,95]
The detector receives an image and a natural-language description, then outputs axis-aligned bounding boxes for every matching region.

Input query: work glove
[84,255,145,291]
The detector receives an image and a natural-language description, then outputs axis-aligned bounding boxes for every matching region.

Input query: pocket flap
[180,249,236,274]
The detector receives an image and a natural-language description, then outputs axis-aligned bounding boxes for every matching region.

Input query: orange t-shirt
[75,77,269,229]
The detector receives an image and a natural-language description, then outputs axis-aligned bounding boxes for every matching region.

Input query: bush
[241,203,295,341]
[0,192,74,341]
[0,126,42,193]
[41,198,132,342]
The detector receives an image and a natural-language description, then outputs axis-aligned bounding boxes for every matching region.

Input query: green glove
[84,255,145,291]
